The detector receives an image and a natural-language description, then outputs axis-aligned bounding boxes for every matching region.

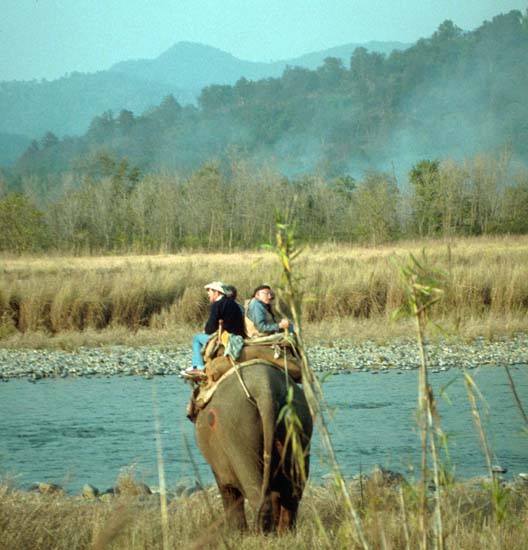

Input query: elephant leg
[238,469,274,533]
[256,492,274,533]
[219,485,247,530]
[271,490,281,528]
[277,493,300,533]
[235,467,274,533]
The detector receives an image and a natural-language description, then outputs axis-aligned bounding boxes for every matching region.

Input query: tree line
[1,152,527,254]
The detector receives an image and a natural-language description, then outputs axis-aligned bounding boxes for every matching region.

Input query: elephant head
[193,362,312,533]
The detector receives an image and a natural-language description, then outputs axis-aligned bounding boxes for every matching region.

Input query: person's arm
[204,300,221,334]
[247,299,280,334]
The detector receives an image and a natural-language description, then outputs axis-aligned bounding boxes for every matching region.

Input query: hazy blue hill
[289,40,409,69]
[109,41,281,90]
[109,40,410,90]
[0,133,31,166]
[0,71,192,138]
[0,39,408,157]
[12,10,526,182]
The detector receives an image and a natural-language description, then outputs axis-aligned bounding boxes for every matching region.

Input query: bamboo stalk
[503,364,528,425]
[273,217,370,550]
[152,384,169,550]
[399,486,411,550]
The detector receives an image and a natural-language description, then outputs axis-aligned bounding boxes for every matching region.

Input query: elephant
[193,362,313,533]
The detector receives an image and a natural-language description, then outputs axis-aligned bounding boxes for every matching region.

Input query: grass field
[1,235,527,348]
[1,474,527,550]
[2,235,527,549]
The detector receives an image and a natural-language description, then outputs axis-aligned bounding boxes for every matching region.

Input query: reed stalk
[152,384,169,550]
[270,212,370,550]
[464,372,506,537]
[393,252,446,550]
[399,486,411,550]
[503,364,528,426]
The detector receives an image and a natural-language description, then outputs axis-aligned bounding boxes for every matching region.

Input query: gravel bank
[0,335,526,380]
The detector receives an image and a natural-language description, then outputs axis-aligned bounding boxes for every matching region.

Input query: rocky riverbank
[16,463,528,501]
[0,334,526,380]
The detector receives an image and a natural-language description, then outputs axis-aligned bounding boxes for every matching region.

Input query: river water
[1,365,527,493]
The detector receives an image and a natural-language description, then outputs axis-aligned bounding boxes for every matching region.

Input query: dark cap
[252,284,271,297]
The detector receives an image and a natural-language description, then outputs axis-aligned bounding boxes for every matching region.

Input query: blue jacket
[246,298,280,337]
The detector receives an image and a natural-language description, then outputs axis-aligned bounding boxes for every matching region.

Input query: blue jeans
[192,333,211,369]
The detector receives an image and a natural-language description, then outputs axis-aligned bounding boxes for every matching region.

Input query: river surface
[1,365,527,493]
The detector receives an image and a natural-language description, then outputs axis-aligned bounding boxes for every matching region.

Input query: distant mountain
[0,39,410,163]
[109,40,410,91]
[0,71,193,139]
[109,42,279,91]
[286,40,410,69]
[12,10,528,182]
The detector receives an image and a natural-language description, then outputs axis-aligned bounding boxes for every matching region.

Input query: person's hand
[278,319,289,329]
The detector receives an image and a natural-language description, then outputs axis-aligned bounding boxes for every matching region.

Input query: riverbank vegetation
[1,152,528,255]
[1,475,527,550]
[0,235,527,348]
[2,225,527,550]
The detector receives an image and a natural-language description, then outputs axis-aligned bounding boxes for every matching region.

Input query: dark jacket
[204,296,246,337]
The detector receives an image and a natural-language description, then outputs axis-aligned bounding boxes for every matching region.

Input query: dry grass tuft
[1,236,527,348]
[1,479,526,549]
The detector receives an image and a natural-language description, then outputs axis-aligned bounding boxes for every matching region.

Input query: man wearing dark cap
[245,284,290,338]
[182,281,245,376]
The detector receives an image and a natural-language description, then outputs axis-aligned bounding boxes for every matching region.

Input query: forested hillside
[0,71,192,142]
[8,10,528,180]
[0,10,527,254]
[0,40,406,149]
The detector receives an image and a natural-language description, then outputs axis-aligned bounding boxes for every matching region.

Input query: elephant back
[195,361,311,449]
[187,359,304,423]
[201,331,303,384]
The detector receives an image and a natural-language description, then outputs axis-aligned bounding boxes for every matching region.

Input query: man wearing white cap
[183,281,245,376]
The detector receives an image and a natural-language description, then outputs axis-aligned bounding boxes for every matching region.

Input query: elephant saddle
[203,332,303,383]
[185,334,304,422]
[186,360,299,423]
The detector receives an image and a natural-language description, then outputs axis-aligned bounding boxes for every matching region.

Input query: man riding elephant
[186,287,311,532]
[182,281,245,378]
[245,284,291,338]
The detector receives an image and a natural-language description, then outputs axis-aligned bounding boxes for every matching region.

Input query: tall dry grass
[2,232,527,549]
[1,477,526,550]
[1,236,527,346]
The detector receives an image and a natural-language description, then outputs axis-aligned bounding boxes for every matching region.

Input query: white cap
[204,281,227,294]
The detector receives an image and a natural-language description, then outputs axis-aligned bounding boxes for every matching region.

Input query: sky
[1,0,526,82]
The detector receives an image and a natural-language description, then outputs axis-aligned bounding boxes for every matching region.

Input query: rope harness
[228,356,257,407]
